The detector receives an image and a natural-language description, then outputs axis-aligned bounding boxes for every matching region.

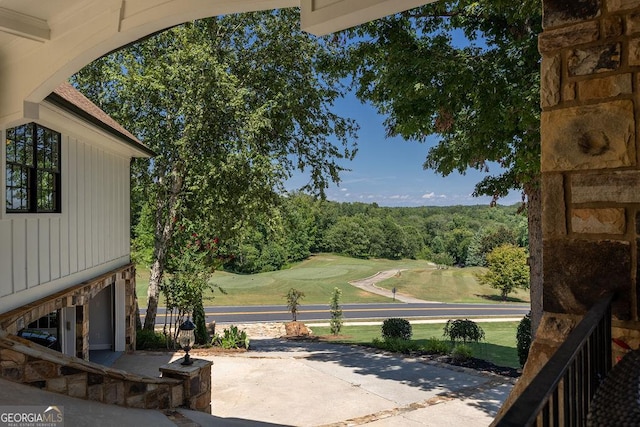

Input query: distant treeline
[133,193,528,274]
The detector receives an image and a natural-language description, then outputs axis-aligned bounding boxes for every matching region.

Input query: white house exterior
[0,82,152,359]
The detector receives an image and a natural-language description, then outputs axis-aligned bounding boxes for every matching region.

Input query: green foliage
[517,312,532,367]
[329,287,344,335]
[130,201,155,267]
[159,222,224,342]
[192,300,208,345]
[431,252,454,269]
[476,244,530,300]
[213,325,249,350]
[381,318,413,341]
[451,344,474,362]
[333,0,542,199]
[73,10,358,329]
[465,226,520,267]
[443,319,486,344]
[324,216,371,259]
[423,338,451,355]
[136,329,168,350]
[136,189,527,279]
[285,288,305,321]
[371,337,421,353]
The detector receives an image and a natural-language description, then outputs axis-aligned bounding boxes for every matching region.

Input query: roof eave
[45,92,156,158]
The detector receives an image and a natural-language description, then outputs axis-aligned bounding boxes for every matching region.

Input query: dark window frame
[6,123,61,213]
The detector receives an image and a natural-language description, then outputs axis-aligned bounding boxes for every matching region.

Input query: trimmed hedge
[381,318,412,341]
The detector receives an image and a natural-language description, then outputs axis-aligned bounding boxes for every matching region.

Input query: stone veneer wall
[0,264,137,357]
[160,358,213,413]
[494,0,640,421]
[540,0,640,323]
[0,331,184,410]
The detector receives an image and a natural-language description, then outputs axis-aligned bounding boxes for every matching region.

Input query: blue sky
[287,90,522,208]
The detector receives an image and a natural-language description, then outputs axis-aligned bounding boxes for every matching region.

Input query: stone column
[538,0,640,354]
[76,304,89,360]
[494,1,640,421]
[160,358,212,413]
[123,265,137,352]
[540,0,636,321]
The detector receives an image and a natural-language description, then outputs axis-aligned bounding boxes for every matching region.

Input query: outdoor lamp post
[178,317,196,365]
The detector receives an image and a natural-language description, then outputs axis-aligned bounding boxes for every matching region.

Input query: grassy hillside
[135,253,530,307]
[376,267,530,304]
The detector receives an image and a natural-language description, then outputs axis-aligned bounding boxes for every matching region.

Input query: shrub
[329,287,344,335]
[285,288,305,321]
[381,318,412,341]
[422,338,451,355]
[443,319,485,344]
[451,344,473,362]
[517,312,532,367]
[136,329,168,350]
[193,300,209,345]
[371,337,420,353]
[213,325,250,349]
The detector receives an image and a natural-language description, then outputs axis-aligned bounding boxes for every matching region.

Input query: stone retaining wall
[0,331,183,410]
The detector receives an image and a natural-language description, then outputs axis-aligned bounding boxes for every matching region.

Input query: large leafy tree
[477,244,530,300]
[73,10,357,329]
[331,0,542,330]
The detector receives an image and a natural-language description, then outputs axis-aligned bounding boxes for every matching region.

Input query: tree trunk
[143,162,185,330]
[526,182,543,338]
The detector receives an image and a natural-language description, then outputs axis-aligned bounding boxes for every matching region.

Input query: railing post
[495,294,613,427]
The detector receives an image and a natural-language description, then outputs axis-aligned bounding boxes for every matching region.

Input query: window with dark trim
[6,123,61,213]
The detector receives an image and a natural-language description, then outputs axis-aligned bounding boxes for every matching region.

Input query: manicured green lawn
[312,321,521,368]
[134,253,530,307]
[376,267,530,304]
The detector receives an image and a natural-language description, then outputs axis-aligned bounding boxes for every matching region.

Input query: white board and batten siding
[0,100,146,314]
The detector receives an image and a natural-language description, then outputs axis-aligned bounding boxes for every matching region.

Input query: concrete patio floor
[0,338,515,426]
[114,338,515,426]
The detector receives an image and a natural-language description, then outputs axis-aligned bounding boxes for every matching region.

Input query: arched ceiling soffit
[0,0,433,124]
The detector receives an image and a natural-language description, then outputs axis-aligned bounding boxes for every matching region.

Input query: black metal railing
[496,294,613,427]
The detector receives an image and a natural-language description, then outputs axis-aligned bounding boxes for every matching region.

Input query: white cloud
[421,192,435,199]
[340,188,348,192]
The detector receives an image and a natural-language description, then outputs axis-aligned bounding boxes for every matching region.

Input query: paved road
[141,302,530,325]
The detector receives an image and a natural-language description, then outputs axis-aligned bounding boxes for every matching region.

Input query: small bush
[451,344,473,362]
[193,300,209,345]
[329,287,344,335]
[371,337,420,353]
[422,338,451,355]
[136,329,168,350]
[517,312,532,367]
[285,288,305,321]
[443,319,485,344]
[213,325,250,349]
[382,318,412,341]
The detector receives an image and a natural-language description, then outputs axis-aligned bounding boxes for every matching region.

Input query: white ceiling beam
[0,8,50,42]
[300,0,436,36]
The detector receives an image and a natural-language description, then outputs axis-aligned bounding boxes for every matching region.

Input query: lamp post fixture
[178,317,196,366]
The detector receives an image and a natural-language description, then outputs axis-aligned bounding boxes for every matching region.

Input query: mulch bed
[298,335,522,378]
[418,353,521,378]
[157,336,522,379]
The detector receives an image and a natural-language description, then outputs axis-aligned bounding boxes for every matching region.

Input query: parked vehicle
[17,329,60,351]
